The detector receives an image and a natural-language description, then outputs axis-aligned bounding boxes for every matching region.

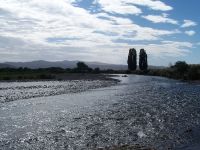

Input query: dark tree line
[128,48,148,71]
[148,61,200,80]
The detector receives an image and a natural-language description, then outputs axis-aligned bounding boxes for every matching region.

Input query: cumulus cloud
[181,20,197,28]
[185,30,196,36]
[0,0,178,44]
[120,41,192,57]
[94,0,172,15]
[126,0,173,11]
[142,13,178,24]
[0,0,194,65]
[93,0,142,15]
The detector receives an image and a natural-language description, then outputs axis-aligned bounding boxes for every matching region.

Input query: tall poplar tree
[128,48,137,70]
[139,49,148,70]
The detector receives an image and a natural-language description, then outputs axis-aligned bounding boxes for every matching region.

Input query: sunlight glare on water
[0,75,200,150]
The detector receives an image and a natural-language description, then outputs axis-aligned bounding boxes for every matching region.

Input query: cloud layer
[0,0,198,65]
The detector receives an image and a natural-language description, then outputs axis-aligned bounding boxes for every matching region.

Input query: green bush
[2,76,11,80]
[174,61,189,75]
[93,68,100,74]
[75,62,93,73]
[187,65,200,80]
[37,74,55,79]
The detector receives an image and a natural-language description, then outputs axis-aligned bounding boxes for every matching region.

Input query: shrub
[75,62,93,73]
[174,61,189,75]
[188,65,200,80]
[38,74,55,79]
[93,68,100,74]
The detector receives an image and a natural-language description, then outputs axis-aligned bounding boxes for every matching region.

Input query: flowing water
[0,75,200,150]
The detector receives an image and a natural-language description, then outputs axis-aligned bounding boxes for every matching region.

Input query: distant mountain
[0,60,165,70]
[0,63,15,68]
[1,60,127,70]
[4,60,78,69]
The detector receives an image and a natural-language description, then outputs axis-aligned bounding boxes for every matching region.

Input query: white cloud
[142,13,178,24]
[0,0,192,65]
[94,0,172,15]
[181,20,197,28]
[126,0,173,11]
[0,0,179,43]
[185,30,196,36]
[91,41,192,64]
[93,0,142,15]
[128,41,192,57]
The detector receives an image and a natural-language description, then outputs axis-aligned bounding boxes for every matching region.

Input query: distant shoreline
[0,73,120,83]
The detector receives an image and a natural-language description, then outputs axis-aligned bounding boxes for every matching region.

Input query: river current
[0,75,200,150]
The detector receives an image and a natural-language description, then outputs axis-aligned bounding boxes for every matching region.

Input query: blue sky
[0,0,199,66]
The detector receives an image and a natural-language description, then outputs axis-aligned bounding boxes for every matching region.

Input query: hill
[0,60,165,70]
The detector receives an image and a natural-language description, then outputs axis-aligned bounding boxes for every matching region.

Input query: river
[0,75,200,150]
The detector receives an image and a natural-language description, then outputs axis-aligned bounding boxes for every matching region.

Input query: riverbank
[126,69,200,83]
[0,75,119,103]
[0,72,119,82]
[0,61,199,82]
[53,73,119,81]
[127,62,200,81]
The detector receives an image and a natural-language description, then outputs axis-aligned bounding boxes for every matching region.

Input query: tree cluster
[172,61,200,80]
[128,48,137,70]
[128,48,148,71]
[147,61,200,80]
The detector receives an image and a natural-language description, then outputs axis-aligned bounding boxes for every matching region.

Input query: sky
[0,0,199,66]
